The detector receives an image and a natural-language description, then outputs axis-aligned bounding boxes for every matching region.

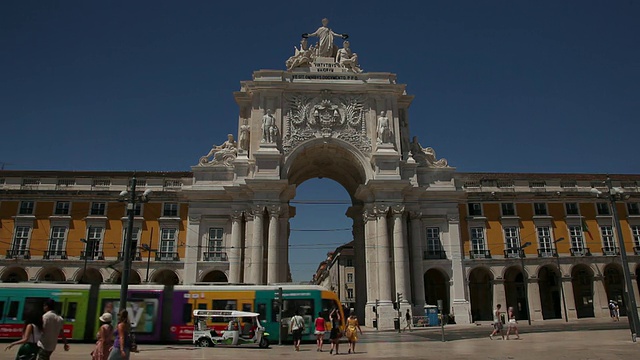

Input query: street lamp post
[553,237,569,322]
[118,176,151,312]
[513,241,532,326]
[592,177,640,342]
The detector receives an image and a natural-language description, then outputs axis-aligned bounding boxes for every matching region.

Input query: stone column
[593,275,608,318]
[228,211,243,284]
[279,209,290,282]
[243,212,254,284]
[409,211,425,312]
[527,278,544,321]
[563,277,578,320]
[267,205,280,284]
[376,205,392,303]
[183,215,201,284]
[347,205,366,322]
[249,206,265,284]
[392,205,410,304]
[363,206,378,327]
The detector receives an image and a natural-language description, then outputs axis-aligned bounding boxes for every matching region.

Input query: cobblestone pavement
[4,328,637,360]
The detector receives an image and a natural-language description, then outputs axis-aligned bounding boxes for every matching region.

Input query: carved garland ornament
[282,93,371,153]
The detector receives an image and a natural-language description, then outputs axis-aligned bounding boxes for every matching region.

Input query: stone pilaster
[562,277,579,320]
[447,215,470,324]
[347,205,366,322]
[267,205,280,284]
[249,206,265,284]
[527,277,544,321]
[493,278,506,311]
[228,211,243,284]
[279,210,290,282]
[409,211,425,313]
[363,206,378,327]
[376,205,392,303]
[593,275,608,318]
[183,215,201,284]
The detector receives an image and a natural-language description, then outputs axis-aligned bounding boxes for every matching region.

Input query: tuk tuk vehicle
[192,310,269,348]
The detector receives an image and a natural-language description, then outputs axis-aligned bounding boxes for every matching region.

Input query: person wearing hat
[92,312,114,360]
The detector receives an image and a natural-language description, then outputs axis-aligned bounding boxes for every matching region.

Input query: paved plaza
[5,325,637,360]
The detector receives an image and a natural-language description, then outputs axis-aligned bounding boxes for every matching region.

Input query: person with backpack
[290,309,305,352]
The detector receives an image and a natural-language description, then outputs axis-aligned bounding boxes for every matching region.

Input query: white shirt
[291,315,304,331]
[38,310,64,351]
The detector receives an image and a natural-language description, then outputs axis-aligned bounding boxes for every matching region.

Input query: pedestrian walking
[402,309,412,332]
[107,310,131,360]
[314,312,326,352]
[5,311,43,360]
[329,308,341,355]
[505,306,520,340]
[489,304,504,340]
[37,299,69,360]
[345,313,363,354]
[92,313,114,360]
[609,300,619,321]
[290,310,305,352]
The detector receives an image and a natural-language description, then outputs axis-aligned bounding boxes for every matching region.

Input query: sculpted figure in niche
[303,18,348,58]
[199,134,237,166]
[376,111,392,144]
[336,41,362,73]
[261,109,279,143]
[239,118,250,152]
[409,136,449,168]
[286,38,316,70]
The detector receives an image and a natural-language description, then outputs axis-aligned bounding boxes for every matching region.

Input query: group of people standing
[292,308,363,355]
[4,299,135,360]
[5,299,69,360]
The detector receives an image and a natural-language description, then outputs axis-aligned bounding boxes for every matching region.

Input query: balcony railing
[80,251,105,260]
[602,247,620,256]
[43,250,68,260]
[155,251,180,261]
[504,249,525,259]
[537,249,558,258]
[423,250,447,260]
[6,249,31,259]
[117,251,142,261]
[570,247,591,257]
[634,246,640,255]
[469,249,491,259]
[203,252,228,261]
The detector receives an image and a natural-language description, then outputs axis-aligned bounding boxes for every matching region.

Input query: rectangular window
[49,226,67,255]
[501,203,516,216]
[345,258,353,267]
[12,226,31,254]
[163,203,178,217]
[207,228,224,260]
[182,303,193,323]
[569,226,585,251]
[596,203,610,216]
[504,227,520,257]
[533,203,548,216]
[627,203,640,216]
[632,225,640,247]
[600,226,616,253]
[347,273,353,283]
[426,227,443,256]
[470,227,485,253]
[272,299,314,323]
[347,289,354,299]
[123,227,140,254]
[212,300,237,310]
[565,203,579,216]
[54,201,70,215]
[19,201,34,215]
[85,227,103,258]
[537,226,553,256]
[468,203,482,216]
[90,202,106,216]
[7,301,19,319]
[160,228,177,259]
[132,203,142,216]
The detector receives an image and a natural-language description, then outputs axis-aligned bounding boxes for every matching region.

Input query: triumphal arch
[186,19,468,329]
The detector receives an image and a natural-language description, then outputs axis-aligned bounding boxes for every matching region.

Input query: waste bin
[424,305,439,327]
[393,317,400,330]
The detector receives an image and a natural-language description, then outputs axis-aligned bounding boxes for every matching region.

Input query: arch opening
[603,264,626,316]
[504,266,528,321]
[538,265,562,320]
[151,269,179,286]
[424,269,450,314]
[571,265,594,318]
[113,270,142,285]
[468,267,493,322]
[77,268,104,284]
[202,270,228,283]
[38,267,66,282]
[1,267,28,283]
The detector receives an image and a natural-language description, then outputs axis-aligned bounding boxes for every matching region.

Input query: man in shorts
[290,310,305,352]
[489,304,504,340]
[37,299,69,360]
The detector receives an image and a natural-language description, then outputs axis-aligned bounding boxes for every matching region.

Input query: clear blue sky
[2,1,639,281]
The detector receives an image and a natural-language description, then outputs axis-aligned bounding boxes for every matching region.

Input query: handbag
[16,342,38,360]
[129,332,138,353]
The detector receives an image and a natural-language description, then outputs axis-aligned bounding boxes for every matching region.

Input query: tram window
[257,303,266,322]
[0,301,4,320]
[212,300,237,310]
[66,302,78,321]
[321,299,339,320]
[242,303,251,312]
[54,302,63,316]
[183,303,193,323]
[7,301,19,319]
[271,300,281,322]
[277,299,314,322]
[197,303,207,310]
[23,298,47,321]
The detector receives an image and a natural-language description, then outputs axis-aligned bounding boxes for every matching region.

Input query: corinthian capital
[230,210,244,221]
[251,205,265,217]
[391,205,405,216]
[268,205,282,218]
[374,204,389,217]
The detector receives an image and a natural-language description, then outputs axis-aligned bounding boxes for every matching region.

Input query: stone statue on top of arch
[409,136,449,168]
[198,134,238,167]
[302,18,348,58]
